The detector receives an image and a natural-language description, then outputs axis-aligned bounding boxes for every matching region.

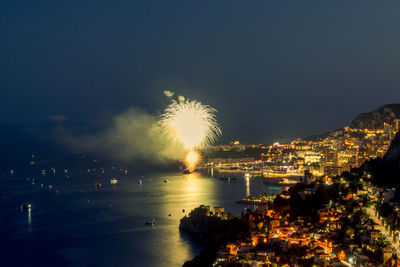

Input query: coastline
[180,173,290,266]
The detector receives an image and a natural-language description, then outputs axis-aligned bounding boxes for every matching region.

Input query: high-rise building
[324,148,338,167]
[384,122,393,139]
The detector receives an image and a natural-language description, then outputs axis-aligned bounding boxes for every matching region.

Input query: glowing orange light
[185,150,200,172]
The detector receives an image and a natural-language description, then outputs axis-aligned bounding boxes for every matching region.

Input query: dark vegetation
[355,132,400,187]
[180,205,250,267]
[273,183,339,222]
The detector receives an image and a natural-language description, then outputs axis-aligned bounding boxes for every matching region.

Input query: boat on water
[110,177,118,184]
[20,203,32,211]
[145,218,155,226]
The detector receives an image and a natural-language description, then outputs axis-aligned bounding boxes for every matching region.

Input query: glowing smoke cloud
[57,95,221,171]
[163,90,175,98]
[160,99,221,171]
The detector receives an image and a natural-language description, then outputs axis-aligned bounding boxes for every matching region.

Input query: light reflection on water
[27,208,31,225]
[245,177,250,196]
[185,172,200,193]
[2,169,284,267]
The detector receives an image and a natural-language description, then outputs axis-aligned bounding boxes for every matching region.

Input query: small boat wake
[145,218,155,226]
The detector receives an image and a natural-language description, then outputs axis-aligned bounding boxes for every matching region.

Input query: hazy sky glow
[1,1,400,143]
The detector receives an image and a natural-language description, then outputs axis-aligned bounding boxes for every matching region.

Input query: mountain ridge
[350,103,400,129]
[304,104,400,141]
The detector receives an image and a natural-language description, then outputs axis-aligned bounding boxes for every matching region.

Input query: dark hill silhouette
[350,104,400,129]
[359,131,400,186]
[384,131,400,163]
[304,104,400,141]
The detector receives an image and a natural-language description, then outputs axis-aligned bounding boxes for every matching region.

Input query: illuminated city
[204,123,397,179]
[178,110,400,267]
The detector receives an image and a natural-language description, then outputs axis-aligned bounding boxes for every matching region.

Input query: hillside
[350,104,400,129]
[357,131,400,186]
[304,104,400,141]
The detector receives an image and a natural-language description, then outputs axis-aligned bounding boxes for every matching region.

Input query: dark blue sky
[1,1,400,144]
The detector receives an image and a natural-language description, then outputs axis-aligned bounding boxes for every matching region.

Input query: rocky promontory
[350,104,400,129]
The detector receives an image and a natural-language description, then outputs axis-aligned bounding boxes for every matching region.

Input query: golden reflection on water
[245,177,250,196]
[155,171,219,266]
[185,172,200,193]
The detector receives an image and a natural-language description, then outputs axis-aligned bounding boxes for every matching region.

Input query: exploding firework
[185,150,199,172]
[160,99,221,171]
[160,99,221,149]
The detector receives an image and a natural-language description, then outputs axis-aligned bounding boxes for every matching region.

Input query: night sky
[2,1,400,145]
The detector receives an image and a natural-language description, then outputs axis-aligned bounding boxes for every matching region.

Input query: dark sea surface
[0,167,286,267]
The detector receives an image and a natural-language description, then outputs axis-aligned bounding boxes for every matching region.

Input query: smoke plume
[56,107,186,164]
[163,90,175,98]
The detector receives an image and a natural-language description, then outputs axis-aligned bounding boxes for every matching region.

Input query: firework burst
[160,99,221,149]
[160,98,221,171]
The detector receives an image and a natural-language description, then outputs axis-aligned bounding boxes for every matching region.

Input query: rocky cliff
[350,104,400,129]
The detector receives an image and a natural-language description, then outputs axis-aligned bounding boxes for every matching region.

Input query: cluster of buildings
[214,204,341,266]
[213,179,400,266]
[204,121,398,178]
[185,117,400,266]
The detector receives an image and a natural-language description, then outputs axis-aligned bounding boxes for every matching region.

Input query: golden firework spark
[160,98,221,171]
[185,150,200,172]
